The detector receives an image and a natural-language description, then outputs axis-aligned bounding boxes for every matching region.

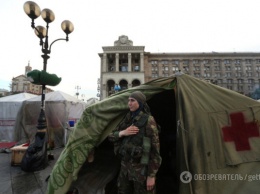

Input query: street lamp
[75,85,81,99]
[24,1,74,132]
[22,1,74,169]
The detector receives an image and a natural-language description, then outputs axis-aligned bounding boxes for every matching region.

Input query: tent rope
[177,120,188,135]
[249,107,258,125]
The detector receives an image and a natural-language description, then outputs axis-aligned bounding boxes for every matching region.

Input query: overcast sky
[1,0,260,100]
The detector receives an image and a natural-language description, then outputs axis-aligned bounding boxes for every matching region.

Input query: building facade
[11,62,53,95]
[99,35,260,100]
[0,89,9,97]
[98,35,145,99]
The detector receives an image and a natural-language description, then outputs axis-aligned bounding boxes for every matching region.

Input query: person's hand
[147,176,155,191]
[119,125,139,137]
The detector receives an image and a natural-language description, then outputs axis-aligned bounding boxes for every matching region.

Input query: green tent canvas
[47,74,260,194]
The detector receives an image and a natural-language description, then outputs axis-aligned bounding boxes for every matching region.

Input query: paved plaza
[0,147,63,194]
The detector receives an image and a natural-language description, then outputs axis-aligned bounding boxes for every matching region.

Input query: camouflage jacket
[108,111,162,181]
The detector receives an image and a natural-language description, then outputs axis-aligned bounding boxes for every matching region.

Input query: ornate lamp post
[21,1,74,170]
[75,85,81,99]
[24,1,74,132]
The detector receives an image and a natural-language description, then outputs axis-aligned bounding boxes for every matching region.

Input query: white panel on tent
[14,91,87,148]
[0,93,37,142]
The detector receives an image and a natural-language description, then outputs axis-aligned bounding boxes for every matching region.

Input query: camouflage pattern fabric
[109,109,161,193]
[118,171,156,194]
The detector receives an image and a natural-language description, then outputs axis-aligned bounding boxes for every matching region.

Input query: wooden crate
[10,144,28,166]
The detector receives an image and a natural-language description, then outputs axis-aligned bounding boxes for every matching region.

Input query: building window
[151,60,158,65]
[247,72,252,77]
[256,66,260,70]
[238,79,243,84]
[194,66,200,71]
[235,59,241,64]
[120,65,128,72]
[204,59,210,64]
[204,66,210,71]
[245,59,252,64]
[109,65,115,72]
[246,66,252,71]
[224,59,230,64]
[161,60,168,65]
[236,72,242,77]
[183,66,189,72]
[133,66,140,72]
[152,73,158,78]
[248,86,253,90]
[214,59,220,64]
[172,66,179,72]
[256,59,260,64]
[214,65,220,71]
[225,66,231,71]
[248,79,254,84]
[226,72,231,77]
[173,60,179,65]
[193,60,199,64]
[227,79,233,84]
[204,73,210,78]
[227,86,233,90]
[23,85,28,91]
[194,73,200,77]
[183,60,189,65]
[238,86,243,91]
[235,66,241,70]
[152,67,158,71]
[216,73,221,78]
[163,73,169,77]
[163,66,169,71]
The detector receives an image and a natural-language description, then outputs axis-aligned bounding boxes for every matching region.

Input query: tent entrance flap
[148,89,179,194]
[67,89,179,194]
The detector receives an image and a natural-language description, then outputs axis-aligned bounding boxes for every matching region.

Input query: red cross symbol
[222,112,259,151]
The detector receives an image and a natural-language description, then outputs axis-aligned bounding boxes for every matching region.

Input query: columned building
[99,35,260,100]
[98,35,145,99]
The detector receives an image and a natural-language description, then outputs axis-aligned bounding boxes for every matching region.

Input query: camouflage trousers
[117,171,156,194]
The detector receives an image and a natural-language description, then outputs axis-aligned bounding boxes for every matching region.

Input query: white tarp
[14,91,87,147]
[0,93,37,142]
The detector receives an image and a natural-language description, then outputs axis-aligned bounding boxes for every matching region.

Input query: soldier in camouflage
[109,91,162,194]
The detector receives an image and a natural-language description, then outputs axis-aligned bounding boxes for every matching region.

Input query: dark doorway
[147,89,179,194]
[132,79,141,87]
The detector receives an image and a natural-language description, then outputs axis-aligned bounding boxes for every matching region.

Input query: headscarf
[129,91,146,104]
[129,91,151,117]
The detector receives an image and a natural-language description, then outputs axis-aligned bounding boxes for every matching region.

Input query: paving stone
[0,179,12,194]
[12,173,42,194]
[0,148,64,194]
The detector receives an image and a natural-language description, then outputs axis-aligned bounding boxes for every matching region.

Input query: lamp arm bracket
[49,38,67,52]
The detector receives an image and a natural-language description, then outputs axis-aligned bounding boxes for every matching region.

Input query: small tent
[47,74,260,194]
[0,93,37,142]
[14,91,87,147]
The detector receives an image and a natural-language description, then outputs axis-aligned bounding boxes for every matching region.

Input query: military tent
[0,93,37,142]
[47,74,260,194]
[14,91,87,147]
